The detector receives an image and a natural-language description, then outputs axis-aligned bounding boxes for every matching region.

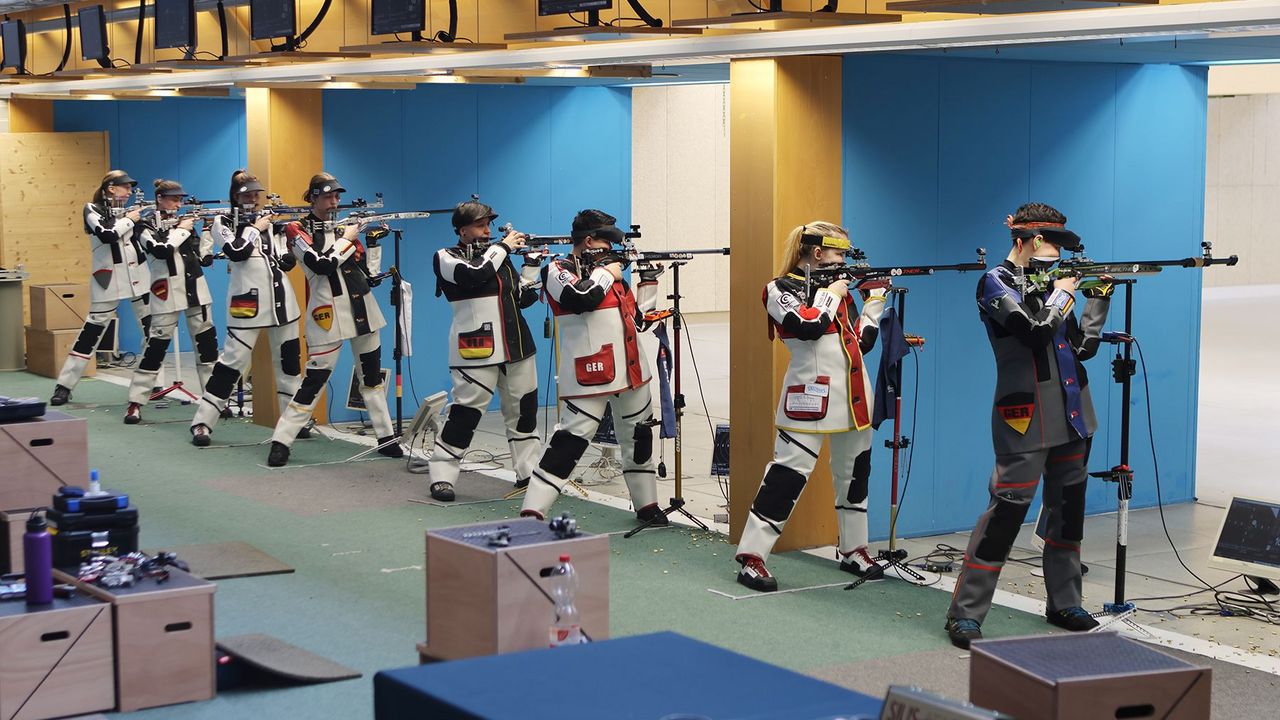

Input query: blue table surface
[374,631,882,720]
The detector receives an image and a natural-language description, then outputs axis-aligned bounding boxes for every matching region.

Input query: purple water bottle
[23,511,53,606]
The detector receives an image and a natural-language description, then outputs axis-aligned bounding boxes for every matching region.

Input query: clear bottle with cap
[548,554,582,647]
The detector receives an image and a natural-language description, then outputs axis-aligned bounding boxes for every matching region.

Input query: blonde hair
[777,221,848,276]
[93,170,132,204]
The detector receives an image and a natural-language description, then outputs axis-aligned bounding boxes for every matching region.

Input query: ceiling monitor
[539,0,612,17]
[155,0,198,50]
[78,5,110,66]
[251,0,297,40]
[371,0,425,36]
[1,20,27,72]
[1208,495,1280,581]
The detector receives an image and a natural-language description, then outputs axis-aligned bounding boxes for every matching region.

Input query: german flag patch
[229,290,259,319]
[997,393,1035,435]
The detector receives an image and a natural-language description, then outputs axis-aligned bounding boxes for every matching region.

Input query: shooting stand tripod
[626,249,730,538]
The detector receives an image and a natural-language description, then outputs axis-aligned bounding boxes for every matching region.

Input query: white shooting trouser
[427,356,541,489]
[736,427,874,564]
[56,297,150,390]
[271,332,393,447]
[191,322,301,433]
[521,385,658,519]
[127,305,217,404]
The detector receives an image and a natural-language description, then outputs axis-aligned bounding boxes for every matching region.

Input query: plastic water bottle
[86,468,107,498]
[548,554,582,647]
[23,511,53,606]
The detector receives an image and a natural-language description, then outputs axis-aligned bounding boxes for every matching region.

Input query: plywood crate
[28,283,89,331]
[0,410,88,512]
[56,567,216,712]
[422,518,608,661]
[24,327,94,379]
[0,592,115,720]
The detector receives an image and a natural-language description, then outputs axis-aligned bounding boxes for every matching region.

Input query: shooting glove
[278,253,297,272]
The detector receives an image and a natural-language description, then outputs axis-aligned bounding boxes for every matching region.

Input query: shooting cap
[452,201,498,233]
[155,182,185,198]
[1006,216,1081,252]
[800,227,851,251]
[105,172,137,188]
[570,208,623,244]
[233,178,265,195]
[307,175,346,199]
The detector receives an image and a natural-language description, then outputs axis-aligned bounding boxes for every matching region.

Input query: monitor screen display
[539,0,611,17]
[78,6,109,63]
[371,0,425,36]
[1212,497,1280,572]
[1,20,26,71]
[251,0,297,40]
[155,0,198,50]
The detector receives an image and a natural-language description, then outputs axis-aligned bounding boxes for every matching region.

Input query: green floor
[3,372,1051,719]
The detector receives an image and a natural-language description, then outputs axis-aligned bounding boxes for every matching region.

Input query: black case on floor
[46,507,139,531]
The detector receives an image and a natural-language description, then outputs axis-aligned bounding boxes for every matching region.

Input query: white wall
[631,84,731,314]
[1204,95,1280,287]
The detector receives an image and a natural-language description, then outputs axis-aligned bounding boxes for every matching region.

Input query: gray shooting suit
[948,260,1110,623]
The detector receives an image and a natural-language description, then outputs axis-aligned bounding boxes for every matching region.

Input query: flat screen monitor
[539,0,611,17]
[251,0,297,40]
[155,0,198,50]
[1,20,26,71]
[78,6,110,64]
[372,0,425,36]
[1208,495,1280,581]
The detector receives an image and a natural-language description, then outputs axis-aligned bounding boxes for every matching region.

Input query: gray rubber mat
[216,634,361,684]
[146,541,293,580]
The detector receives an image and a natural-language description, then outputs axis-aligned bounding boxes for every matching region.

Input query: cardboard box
[421,518,608,661]
[0,593,115,720]
[970,632,1211,720]
[29,284,89,331]
[24,326,94,380]
[57,568,216,713]
[0,411,89,512]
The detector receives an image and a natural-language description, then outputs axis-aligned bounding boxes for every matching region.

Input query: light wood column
[7,99,54,133]
[729,56,843,552]
[244,88,326,428]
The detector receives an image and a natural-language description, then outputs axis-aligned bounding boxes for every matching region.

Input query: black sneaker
[1046,606,1100,632]
[296,425,312,440]
[839,547,885,581]
[636,503,670,527]
[191,425,211,447]
[513,477,530,490]
[736,555,777,593]
[123,402,143,425]
[50,385,71,406]
[377,437,405,458]
[267,441,290,467]
[945,618,982,649]
[430,482,455,502]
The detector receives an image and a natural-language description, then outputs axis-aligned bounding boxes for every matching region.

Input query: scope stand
[626,261,710,538]
[148,322,199,404]
[847,288,926,591]
[1087,279,1152,638]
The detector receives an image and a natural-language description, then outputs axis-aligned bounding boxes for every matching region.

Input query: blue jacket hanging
[654,322,677,439]
[873,306,910,430]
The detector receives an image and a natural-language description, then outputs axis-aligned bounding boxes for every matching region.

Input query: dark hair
[229,169,258,204]
[572,209,616,237]
[304,172,338,203]
[153,178,182,199]
[1010,202,1066,227]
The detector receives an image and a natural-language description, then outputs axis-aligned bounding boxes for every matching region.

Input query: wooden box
[58,568,216,712]
[0,510,34,574]
[970,632,1211,720]
[0,411,88,512]
[0,592,115,720]
[23,327,93,380]
[422,518,608,661]
[28,284,89,331]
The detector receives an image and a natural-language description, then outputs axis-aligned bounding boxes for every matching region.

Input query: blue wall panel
[843,57,1208,540]
[54,98,248,356]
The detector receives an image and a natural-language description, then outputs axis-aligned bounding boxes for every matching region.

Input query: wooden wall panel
[0,132,109,326]
[729,56,842,552]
